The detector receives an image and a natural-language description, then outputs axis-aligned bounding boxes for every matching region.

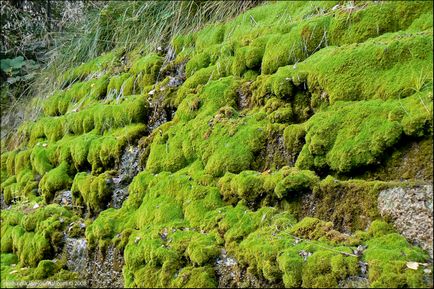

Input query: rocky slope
[1,1,433,288]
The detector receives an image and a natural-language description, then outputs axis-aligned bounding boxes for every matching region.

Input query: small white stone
[406,261,419,270]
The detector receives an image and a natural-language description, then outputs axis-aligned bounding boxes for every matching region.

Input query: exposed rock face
[85,245,124,288]
[64,238,124,288]
[109,145,140,209]
[214,249,282,288]
[378,185,433,257]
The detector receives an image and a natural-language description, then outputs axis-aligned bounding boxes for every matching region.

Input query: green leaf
[1,56,25,72]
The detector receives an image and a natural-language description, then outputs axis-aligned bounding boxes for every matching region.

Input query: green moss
[261,98,293,124]
[367,220,395,238]
[261,16,331,75]
[123,171,153,210]
[1,167,37,203]
[289,217,347,243]
[87,124,146,173]
[2,2,432,287]
[203,116,266,177]
[186,234,219,266]
[283,124,306,162]
[60,49,120,84]
[172,34,195,55]
[296,94,432,173]
[310,177,390,231]
[305,31,433,105]
[232,210,362,286]
[186,52,211,77]
[107,73,133,98]
[175,66,219,105]
[231,40,266,77]
[71,171,112,214]
[329,1,433,45]
[195,23,225,51]
[30,144,53,176]
[33,260,59,280]
[149,77,260,175]
[86,208,120,248]
[1,176,17,204]
[67,133,99,170]
[1,152,9,176]
[170,266,217,288]
[44,76,110,117]
[274,169,319,199]
[219,167,318,205]
[64,95,148,136]
[130,53,163,89]
[363,225,429,288]
[39,162,72,203]
[14,150,31,175]
[5,151,17,176]
[407,12,433,32]
[301,249,358,288]
[1,204,75,269]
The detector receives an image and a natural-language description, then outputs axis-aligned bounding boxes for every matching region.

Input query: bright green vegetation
[1,204,78,267]
[296,92,432,173]
[363,221,430,288]
[1,1,433,288]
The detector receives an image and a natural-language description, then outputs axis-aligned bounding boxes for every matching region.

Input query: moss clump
[60,49,120,84]
[32,86,145,146]
[195,23,225,51]
[13,150,31,175]
[147,76,267,176]
[87,124,146,173]
[0,253,19,286]
[283,123,306,162]
[33,260,59,280]
[107,73,133,98]
[87,165,225,286]
[1,204,76,268]
[261,16,331,75]
[363,221,430,288]
[44,76,109,117]
[71,171,113,214]
[170,266,217,288]
[308,177,390,231]
[30,144,53,176]
[218,167,318,205]
[289,217,348,243]
[64,95,148,136]
[329,1,433,45]
[130,53,163,89]
[186,52,211,77]
[233,211,360,287]
[39,162,72,203]
[186,234,220,266]
[5,150,17,176]
[306,31,433,105]
[64,133,99,171]
[296,94,432,173]
[301,249,358,288]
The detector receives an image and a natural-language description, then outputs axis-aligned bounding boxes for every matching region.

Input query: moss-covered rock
[1,1,432,287]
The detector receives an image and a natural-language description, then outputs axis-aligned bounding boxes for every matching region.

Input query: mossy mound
[1,204,79,267]
[1,1,433,288]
